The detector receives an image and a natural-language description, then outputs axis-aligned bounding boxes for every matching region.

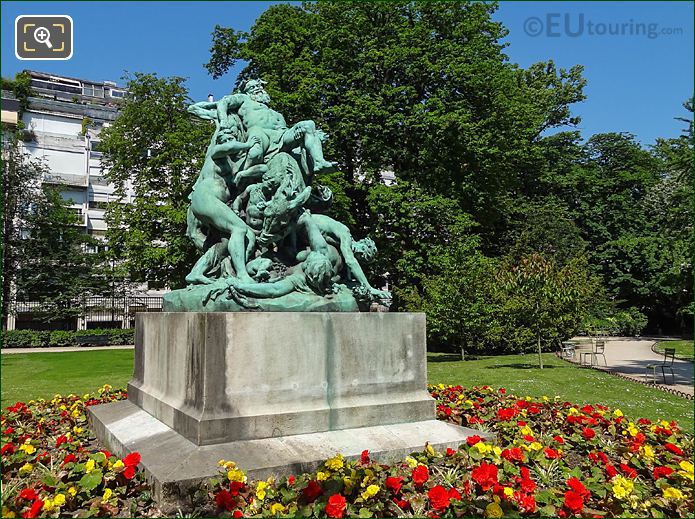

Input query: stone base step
[88,399,493,514]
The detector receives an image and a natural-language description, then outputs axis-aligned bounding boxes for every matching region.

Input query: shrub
[2,328,134,348]
[584,307,649,336]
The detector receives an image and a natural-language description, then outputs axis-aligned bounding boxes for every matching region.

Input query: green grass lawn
[2,349,693,432]
[654,340,694,361]
[1,349,134,407]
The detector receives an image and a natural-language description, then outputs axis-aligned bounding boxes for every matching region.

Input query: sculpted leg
[192,194,254,283]
[185,240,228,285]
[243,129,269,170]
[284,121,336,173]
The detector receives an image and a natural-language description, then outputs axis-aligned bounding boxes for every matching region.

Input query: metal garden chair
[645,348,676,385]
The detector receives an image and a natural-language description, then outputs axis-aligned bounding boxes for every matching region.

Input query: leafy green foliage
[1,135,49,324]
[12,187,108,321]
[206,0,585,240]
[99,73,213,289]
[365,181,474,307]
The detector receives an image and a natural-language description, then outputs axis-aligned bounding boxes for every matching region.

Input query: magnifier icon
[33,26,53,49]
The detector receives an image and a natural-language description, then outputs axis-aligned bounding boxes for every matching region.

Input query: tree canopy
[94,1,691,349]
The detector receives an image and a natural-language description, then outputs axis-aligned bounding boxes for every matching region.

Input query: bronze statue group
[173,79,390,312]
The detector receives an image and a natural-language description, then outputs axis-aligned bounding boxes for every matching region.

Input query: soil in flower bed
[2,384,693,518]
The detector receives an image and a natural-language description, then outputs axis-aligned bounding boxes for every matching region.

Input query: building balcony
[43,172,88,187]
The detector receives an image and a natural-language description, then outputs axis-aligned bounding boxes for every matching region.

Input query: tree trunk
[538,335,544,369]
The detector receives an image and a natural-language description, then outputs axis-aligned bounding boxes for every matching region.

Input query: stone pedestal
[88,312,492,511]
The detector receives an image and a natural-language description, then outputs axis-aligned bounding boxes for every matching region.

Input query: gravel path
[568,338,693,396]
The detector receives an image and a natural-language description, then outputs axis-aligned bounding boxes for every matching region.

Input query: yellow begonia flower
[71,409,81,418]
[678,460,694,481]
[493,446,502,457]
[612,476,634,500]
[256,480,269,501]
[54,494,66,507]
[503,487,514,498]
[361,484,380,500]
[102,488,112,502]
[73,426,83,435]
[19,463,32,474]
[113,459,124,469]
[59,405,67,411]
[569,407,579,415]
[270,503,285,515]
[663,487,685,500]
[316,471,328,481]
[641,445,655,460]
[325,454,344,471]
[613,409,623,417]
[426,444,435,456]
[542,396,549,402]
[438,384,445,390]
[343,476,355,490]
[627,423,639,437]
[405,456,418,468]
[485,502,504,518]
[68,487,77,497]
[520,426,532,436]
[85,459,95,472]
[43,499,55,512]
[2,506,15,518]
[529,442,543,451]
[20,443,36,455]
[465,400,474,406]
[227,468,247,483]
[474,442,493,454]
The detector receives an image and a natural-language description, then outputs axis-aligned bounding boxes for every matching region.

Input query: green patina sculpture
[163,79,391,312]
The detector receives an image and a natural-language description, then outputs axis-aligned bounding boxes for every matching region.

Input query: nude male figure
[296,213,391,301]
[187,124,260,283]
[191,79,335,175]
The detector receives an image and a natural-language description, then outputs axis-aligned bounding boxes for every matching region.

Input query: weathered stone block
[88,399,494,514]
[127,312,435,445]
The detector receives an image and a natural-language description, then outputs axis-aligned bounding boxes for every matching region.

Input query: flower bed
[2,385,693,518]
[1,386,153,518]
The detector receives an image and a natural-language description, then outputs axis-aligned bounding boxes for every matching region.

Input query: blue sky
[2,1,692,145]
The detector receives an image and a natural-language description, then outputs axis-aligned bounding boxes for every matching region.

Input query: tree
[1,135,47,328]
[205,0,585,246]
[365,181,474,309]
[99,73,213,289]
[12,186,109,322]
[496,254,599,367]
[416,236,498,357]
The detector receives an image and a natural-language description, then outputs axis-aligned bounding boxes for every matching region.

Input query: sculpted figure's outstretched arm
[212,135,260,159]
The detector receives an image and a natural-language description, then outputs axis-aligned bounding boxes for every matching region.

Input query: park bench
[76,335,111,347]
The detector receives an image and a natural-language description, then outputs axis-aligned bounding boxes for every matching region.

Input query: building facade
[2,70,163,330]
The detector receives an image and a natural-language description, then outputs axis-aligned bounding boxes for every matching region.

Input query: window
[90,140,103,157]
[88,200,109,210]
[108,89,125,99]
[83,84,104,98]
[30,79,81,95]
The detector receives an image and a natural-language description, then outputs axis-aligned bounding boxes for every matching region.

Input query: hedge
[1,328,134,348]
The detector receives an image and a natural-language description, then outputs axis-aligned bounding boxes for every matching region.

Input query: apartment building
[2,70,163,330]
